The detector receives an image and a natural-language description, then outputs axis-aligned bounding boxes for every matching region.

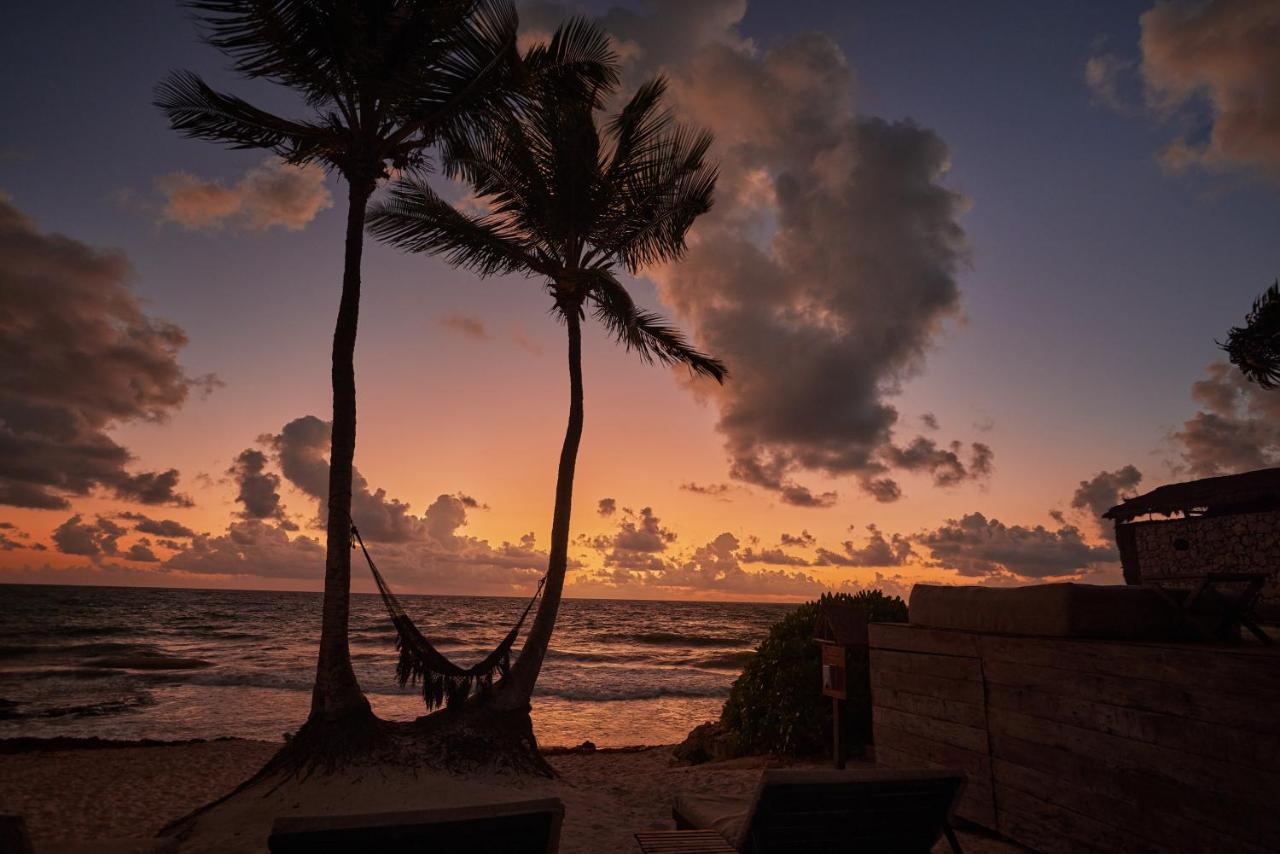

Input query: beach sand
[0,739,1024,853]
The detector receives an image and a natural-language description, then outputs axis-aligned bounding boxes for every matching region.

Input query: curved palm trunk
[494,308,584,710]
[310,179,376,722]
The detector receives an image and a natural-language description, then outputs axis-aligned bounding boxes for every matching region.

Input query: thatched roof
[1104,467,1280,522]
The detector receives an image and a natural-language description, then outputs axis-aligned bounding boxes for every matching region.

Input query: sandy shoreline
[0,738,1023,853]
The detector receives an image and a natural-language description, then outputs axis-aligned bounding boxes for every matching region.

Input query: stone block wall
[1129,509,1280,605]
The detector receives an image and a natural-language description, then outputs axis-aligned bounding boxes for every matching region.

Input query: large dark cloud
[913,512,1116,580]
[0,194,205,510]
[522,2,987,506]
[1171,362,1280,476]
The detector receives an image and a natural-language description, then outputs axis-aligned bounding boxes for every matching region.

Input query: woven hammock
[352,523,545,710]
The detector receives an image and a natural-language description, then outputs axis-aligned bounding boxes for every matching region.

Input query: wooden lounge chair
[268,797,565,854]
[635,768,966,854]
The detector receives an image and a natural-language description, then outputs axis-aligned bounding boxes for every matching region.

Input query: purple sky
[2,0,1278,599]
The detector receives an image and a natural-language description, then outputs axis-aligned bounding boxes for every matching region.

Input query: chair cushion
[909,582,1182,639]
[672,792,750,849]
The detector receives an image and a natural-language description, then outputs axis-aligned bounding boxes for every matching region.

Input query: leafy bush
[720,590,908,758]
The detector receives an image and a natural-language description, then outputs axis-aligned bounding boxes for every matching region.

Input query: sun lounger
[267,797,565,854]
[635,768,965,854]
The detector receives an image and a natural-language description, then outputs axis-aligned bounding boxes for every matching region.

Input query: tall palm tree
[368,71,726,711]
[1222,280,1280,389]
[156,1,613,725]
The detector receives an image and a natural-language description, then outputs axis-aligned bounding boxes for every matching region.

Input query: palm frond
[366,177,536,278]
[402,0,521,141]
[521,16,619,106]
[1222,279,1280,389]
[587,270,727,382]
[185,1,347,107]
[154,70,335,161]
[606,126,717,270]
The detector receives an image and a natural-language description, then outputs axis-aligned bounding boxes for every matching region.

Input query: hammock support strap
[352,522,546,710]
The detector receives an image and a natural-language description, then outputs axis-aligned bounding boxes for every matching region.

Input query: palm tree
[156,1,613,726]
[1222,280,1280,389]
[368,71,726,711]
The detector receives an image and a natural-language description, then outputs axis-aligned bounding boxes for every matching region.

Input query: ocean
[0,584,792,747]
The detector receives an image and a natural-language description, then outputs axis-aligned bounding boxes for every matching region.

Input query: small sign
[821,643,847,699]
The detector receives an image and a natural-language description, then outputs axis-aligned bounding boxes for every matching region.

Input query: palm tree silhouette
[1222,280,1280,389]
[155,1,612,727]
[368,69,726,711]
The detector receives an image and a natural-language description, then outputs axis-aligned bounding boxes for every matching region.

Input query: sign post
[815,599,868,771]
[821,642,847,769]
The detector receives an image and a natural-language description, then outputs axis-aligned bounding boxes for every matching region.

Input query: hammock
[352,523,546,711]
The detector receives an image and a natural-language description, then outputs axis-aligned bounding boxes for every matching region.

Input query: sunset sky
[3,0,1279,601]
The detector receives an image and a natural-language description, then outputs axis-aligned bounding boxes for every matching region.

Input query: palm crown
[1222,280,1280,389]
[367,74,727,379]
[156,1,613,187]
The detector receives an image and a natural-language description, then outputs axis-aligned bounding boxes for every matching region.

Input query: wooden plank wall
[869,625,995,828]
[869,623,1280,854]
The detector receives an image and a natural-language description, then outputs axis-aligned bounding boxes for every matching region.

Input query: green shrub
[720,590,908,758]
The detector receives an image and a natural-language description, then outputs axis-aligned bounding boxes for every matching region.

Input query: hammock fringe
[352,523,545,711]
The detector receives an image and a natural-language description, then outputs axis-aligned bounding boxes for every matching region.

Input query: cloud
[1093,0,1280,184]
[125,542,159,563]
[440,312,489,340]
[597,497,617,517]
[913,512,1116,580]
[780,530,815,547]
[157,159,333,231]
[578,530,828,598]
[1171,361,1280,476]
[521,3,981,506]
[584,505,679,570]
[1142,0,1280,181]
[118,512,197,539]
[228,448,294,527]
[161,415,550,592]
[679,481,733,499]
[738,546,809,566]
[1070,465,1143,534]
[0,195,201,510]
[270,415,429,542]
[1085,51,1137,112]
[166,520,326,580]
[52,515,127,559]
[814,524,914,567]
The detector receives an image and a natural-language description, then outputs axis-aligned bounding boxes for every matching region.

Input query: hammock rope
[351,522,546,710]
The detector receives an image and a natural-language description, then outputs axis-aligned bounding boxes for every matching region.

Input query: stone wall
[1129,509,1280,604]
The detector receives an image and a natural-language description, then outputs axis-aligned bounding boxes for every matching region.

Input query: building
[1103,466,1280,616]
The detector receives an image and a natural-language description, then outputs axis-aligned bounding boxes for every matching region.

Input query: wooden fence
[869,623,1280,853]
